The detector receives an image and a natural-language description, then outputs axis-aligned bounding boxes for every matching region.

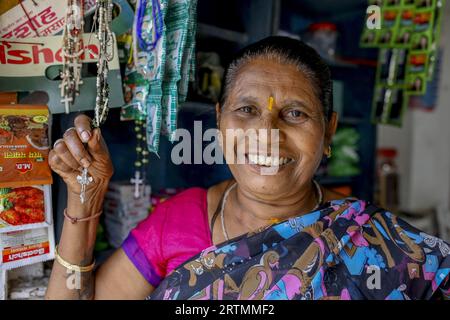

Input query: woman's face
[217,58,337,199]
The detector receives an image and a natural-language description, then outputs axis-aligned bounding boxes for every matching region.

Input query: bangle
[64,208,102,224]
[55,245,95,273]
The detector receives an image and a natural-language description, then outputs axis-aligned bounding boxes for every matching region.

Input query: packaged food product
[0,185,52,232]
[0,93,17,105]
[0,269,6,300]
[0,105,52,188]
[0,226,55,270]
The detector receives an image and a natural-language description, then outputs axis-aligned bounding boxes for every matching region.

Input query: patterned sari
[149,199,450,300]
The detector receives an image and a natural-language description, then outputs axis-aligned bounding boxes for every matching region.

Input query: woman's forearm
[45,187,107,300]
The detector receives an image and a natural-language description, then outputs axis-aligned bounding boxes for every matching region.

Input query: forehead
[229,58,319,105]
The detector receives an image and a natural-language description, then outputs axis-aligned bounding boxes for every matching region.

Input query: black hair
[219,36,333,121]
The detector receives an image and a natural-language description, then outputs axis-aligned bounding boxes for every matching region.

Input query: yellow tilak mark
[268,96,274,112]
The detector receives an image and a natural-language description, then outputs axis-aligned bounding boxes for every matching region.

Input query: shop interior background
[0,0,449,300]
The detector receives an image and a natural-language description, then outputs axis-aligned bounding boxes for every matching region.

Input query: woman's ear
[216,103,221,128]
[325,112,338,146]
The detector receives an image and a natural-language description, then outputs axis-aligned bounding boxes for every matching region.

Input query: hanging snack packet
[378,8,400,47]
[394,7,415,47]
[0,105,52,188]
[178,0,198,104]
[405,51,428,94]
[0,269,6,300]
[0,225,55,270]
[162,0,194,142]
[0,185,53,232]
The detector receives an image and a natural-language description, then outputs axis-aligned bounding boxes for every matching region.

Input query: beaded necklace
[60,0,85,114]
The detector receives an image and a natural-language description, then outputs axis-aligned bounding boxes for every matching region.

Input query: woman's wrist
[67,182,109,218]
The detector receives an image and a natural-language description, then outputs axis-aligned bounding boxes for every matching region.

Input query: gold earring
[326,146,332,158]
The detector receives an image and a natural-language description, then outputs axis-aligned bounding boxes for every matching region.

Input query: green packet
[405,50,429,94]
[372,85,408,126]
[372,49,409,126]
[375,49,408,86]
[393,6,415,48]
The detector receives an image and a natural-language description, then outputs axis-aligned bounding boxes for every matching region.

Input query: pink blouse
[121,188,213,287]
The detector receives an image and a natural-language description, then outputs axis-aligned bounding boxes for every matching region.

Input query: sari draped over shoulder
[149,199,450,300]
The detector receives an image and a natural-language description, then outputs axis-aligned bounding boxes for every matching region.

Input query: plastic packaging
[0,269,6,300]
[0,225,55,270]
[375,148,399,212]
[327,128,361,177]
[0,105,52,188]
[0,185,53,233]
[304,22,338,61]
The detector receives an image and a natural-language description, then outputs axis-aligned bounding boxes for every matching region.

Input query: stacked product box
[103,182,151,248]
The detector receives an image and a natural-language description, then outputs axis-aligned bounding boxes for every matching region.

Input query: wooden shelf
[339,117,366,125]
[197,23,249,45]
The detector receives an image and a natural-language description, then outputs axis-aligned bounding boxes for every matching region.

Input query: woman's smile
[244,153,296,175]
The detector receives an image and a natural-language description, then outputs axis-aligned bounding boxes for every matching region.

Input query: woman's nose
[254,114,286,145]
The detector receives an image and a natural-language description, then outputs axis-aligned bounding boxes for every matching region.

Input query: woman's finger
[48,149,75,174]
[74,114,93,143]
[53,138,82,171]
[63,127,93,168]
[87,128,110,161]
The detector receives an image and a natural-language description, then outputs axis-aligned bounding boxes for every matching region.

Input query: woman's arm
[45,114,154,300]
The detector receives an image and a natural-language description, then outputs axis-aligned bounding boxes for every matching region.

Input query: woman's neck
[228,181,319,233]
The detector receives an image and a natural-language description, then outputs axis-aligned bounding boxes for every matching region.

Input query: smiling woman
[45,36,450,300]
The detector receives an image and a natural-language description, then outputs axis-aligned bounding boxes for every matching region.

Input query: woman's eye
[238,106,255,114]
[289,110,303,117]
[284,109,308,122]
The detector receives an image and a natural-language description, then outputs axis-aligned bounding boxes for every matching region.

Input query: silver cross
[60,95,73,114]
[76,167,93,204]
[130,171,144,199]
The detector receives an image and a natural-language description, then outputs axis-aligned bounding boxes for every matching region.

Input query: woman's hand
[48,114,114,215]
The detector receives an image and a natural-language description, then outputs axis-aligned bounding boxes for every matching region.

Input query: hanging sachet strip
[130,0,166,154]
[178,0,197,105]
[144,0,167,154]
[161,0,192,143]
[126,0,164,119]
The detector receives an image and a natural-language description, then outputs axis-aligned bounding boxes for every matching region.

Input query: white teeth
[273,157,279,166]
[259,155,265,165]
[247,154,292,167]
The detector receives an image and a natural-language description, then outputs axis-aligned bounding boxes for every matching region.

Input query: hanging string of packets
[360,0,445,126]
[122,0,198,154]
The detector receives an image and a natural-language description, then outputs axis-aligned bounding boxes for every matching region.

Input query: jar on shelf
[375,148,399,212]
[303,22,338,61]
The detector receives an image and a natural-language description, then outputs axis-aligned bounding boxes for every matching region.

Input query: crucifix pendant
[130,170,144,199]
[77,167,93,204]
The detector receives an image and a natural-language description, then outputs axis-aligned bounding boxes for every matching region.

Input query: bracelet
[64,208,102,224]
[55,245,95,273]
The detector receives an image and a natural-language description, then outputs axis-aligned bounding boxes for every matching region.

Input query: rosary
[92,0,115,128]
[76,0,114,204]
[60,0,85,114]
[130,119,149,198]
